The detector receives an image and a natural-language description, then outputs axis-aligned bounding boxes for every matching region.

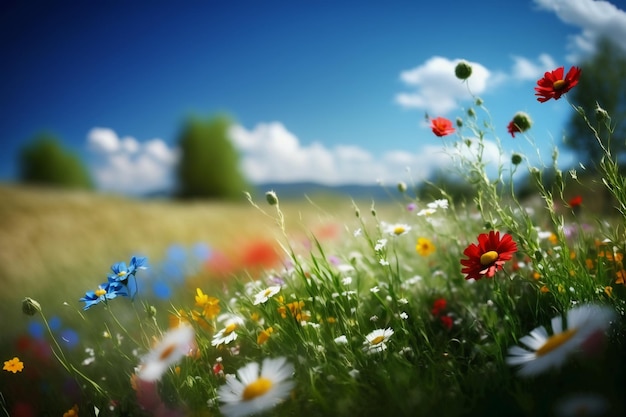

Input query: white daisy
[383,222,411,237]
[427,199,449,210]
[363,327,394,354]
[506,304,615,377]
[374,238,387,252]
[218,357,295,417]
[212,313,246,347]
[253,285,281,305]
[137,324,195,381]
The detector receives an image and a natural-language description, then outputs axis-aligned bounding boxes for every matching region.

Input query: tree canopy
[176,115,248,199]
[19,133,93,189]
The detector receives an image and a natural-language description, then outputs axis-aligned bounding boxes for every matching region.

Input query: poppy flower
[568,195,583,208]
[430,117,455,137]
[535,66,581,103]
[460,231,518,280]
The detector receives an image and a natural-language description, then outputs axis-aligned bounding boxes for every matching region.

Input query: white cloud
[395,56,493,115]
[229,122,506,186]
[510,53,557,80]
[86,127,180,195]
[533,0,626,60]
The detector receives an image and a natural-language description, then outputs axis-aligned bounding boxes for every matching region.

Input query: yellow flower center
[394,226,406,235]
[159,344,177,361]
[480,251,499,266]
[224,323,238,334]
[242,377,273,401]
[264,289,273,297]
[553,79,566,91]
[535,327,578,356]
[371,335,385,345]
[95,288,106,297]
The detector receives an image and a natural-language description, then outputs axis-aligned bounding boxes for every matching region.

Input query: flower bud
[454,61,473,80]
[22,297,41,316]
[467,108,476,118]
[475,98,483,106]
[265,190,278,206]
[397,182,407,193]
[511,112,533,133]
[511,153,523,165]
[594,103,609,123]
[455,117,463,128]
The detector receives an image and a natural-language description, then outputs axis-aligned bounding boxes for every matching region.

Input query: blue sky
[2,0,626,195]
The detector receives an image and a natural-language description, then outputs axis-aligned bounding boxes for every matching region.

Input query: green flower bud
[511,112,533,133]
[595,103,610,123]
[475,98,483,106]
[397,182,407,193]
[455,117,463,128]
[454,61,473,80]
[467,108,476,118]
[511,153,523,165]
[265,190,278,206]
[22,297,41,316]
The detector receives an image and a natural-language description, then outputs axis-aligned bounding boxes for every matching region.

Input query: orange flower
[430,117,455,137]
[63,404,79,417]
[535,66,581,102]
[3,357,24,373]
[615,269,626,285]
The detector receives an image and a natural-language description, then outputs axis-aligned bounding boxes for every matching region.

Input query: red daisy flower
[507,121,521,138]
[535,66,581,103]
[430,117,455,137]
[460,231,518,280]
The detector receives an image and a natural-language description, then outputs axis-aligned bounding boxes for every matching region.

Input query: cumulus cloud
[229,122,506,186]
[87,127,179,195]
[533,0,626,60]
[395,57,494,115]
[510,53,557,81]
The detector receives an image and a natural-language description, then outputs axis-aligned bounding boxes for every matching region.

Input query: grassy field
[0,184,389,341]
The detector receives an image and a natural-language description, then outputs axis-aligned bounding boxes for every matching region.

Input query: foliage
[564,38,626,169]
[18,132,93,189]
[176,115,248,200]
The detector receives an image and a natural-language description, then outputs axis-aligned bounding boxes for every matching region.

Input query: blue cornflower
[80,280,128,310]
[108,256,148,282]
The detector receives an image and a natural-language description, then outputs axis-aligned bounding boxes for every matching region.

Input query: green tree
[176,115,248,199]
[564,38,626,169]
[19,132,93,189]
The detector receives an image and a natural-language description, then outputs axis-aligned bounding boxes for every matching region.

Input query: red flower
[568,195,583,208]
[430,117,455,137]
[460,231,518,280]
[507,121,521,138]
[431,298,447,316]
[535,66,581,103]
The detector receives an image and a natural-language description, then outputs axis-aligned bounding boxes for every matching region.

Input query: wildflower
[440,315,453,330]
[108,256,147,282]
[63,404,79,417]
[363,328,394,354]
[212,314,246,346]
[3,357,24,373]
[430,117,455,137]
[535,66,581,102]
[79,279,129,310]
[253,286,281,305]
[507,112,532,137]
[427,199,449,210]
[195,289,221,319]
[417,208,436,216]
[137,324,195,381]
[454,60,472,80]
[217,357,295,417]
[506,304,615,377]
[431,298,447,316]
[568,195,583,209]
[257,327,274,345]
[383,222,411,237]
[334,335,348,344]
[460,231,517,280]
[416,237,436,256]
[374,238,387,251]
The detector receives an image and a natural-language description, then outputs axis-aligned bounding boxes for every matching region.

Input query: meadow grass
[2,62,626,417]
